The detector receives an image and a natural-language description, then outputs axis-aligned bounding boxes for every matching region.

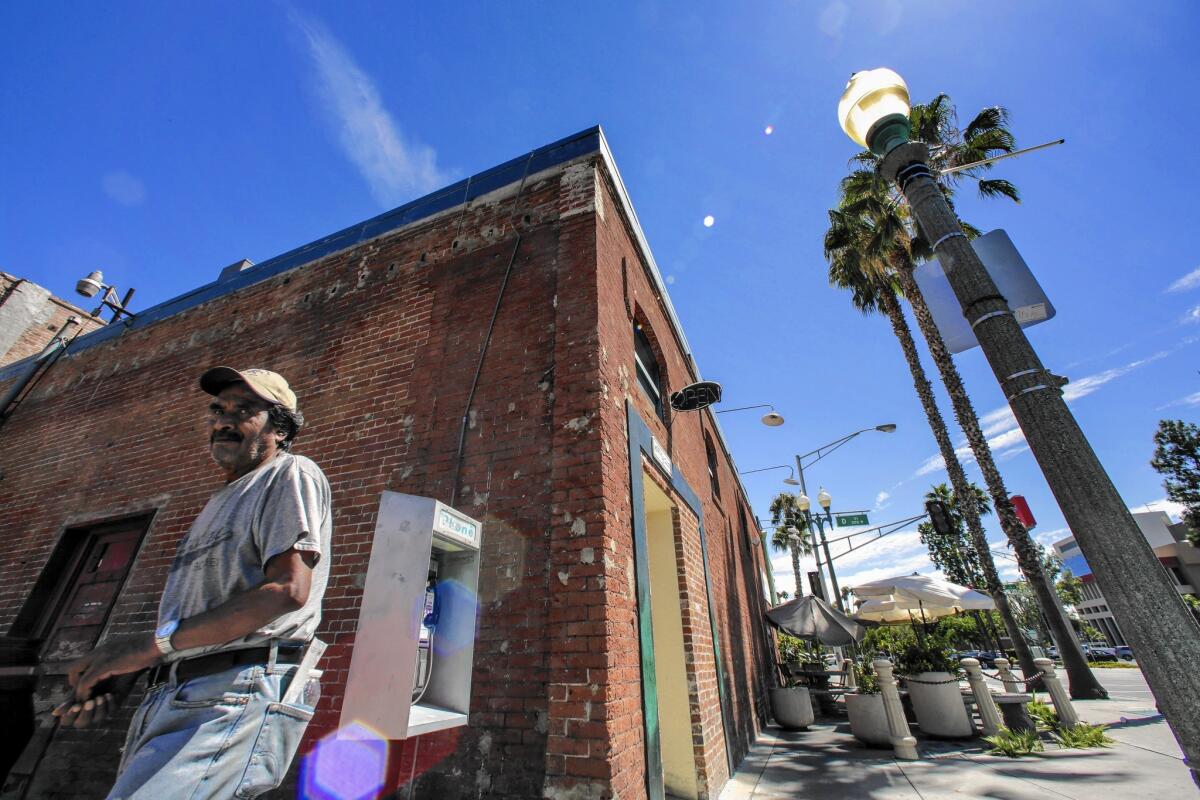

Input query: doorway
[643,476,699,799]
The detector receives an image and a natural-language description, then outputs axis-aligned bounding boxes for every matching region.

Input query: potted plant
[896,632,974,738]
[770,633,816,730]
[846,662,891,747]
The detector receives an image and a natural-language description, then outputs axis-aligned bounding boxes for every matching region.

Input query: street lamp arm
[716,403,776,415]
[739,464,795,478]
[796,428,874,467]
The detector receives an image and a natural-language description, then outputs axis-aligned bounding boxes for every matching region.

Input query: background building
[1053,511,1200,646]
[0,127,776,800]
[0,273,104,368]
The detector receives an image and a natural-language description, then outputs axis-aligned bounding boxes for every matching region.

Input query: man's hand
[52,671,142,729]
[65,635,160,703]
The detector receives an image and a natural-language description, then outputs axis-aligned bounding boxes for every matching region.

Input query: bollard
[873,658,918,760]
[994,657,1024,693]
[961,658,1003,736]
[1034,658,1080,728]
[843,658,857,691]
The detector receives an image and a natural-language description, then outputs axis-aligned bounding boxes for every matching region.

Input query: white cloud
[1033,527,1070,547]
[1133,498,1184,520]
[102,171,145,206]
[1182,306,1200,325]
[875,491,891,509]
[912,350,1171,479]
[996,561,1022,581]
[841,553,939,592]
[914,453,946,477]
[1158,391,1200,411]
[290,10,449,207]
[1167,266,1200,293]
[818,1,848,37]
[1062,351,1169,403]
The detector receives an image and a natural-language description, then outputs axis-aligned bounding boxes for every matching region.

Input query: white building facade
[1052,511,1200,647]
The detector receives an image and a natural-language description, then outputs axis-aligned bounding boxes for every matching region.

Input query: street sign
[835,513,869,527]
[915,230,1056,354]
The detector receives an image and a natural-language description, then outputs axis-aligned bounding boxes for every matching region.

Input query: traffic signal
[807,571,826,600]
[926,500,955,536]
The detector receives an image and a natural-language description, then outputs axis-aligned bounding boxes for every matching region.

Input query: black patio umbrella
[765,595,866,646]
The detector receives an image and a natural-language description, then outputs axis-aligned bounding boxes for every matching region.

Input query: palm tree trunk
[790,544,803,597]
[895,267,1108,699]
[878,291,1040,680]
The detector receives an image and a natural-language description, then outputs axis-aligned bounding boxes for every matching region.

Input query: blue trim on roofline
[0,126,602,382]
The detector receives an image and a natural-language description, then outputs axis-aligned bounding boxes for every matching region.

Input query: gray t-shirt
[158,451,332,662]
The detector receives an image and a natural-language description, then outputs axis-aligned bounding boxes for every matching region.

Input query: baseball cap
[200,367,298,412]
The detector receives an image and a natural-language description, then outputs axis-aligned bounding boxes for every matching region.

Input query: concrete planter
[846,692,891,747]
[906,671,974,738]
[769,687,814,730]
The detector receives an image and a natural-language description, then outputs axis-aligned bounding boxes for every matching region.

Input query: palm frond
[959,220,984,240]
[963,106,1011,142]
[976,178,1021,203]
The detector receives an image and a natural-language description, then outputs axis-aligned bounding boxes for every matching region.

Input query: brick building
[0,127,776,800]
[0,273,105,369]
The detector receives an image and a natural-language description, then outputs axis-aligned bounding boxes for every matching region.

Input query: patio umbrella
[849,574,994,625]
[765,595,866,646]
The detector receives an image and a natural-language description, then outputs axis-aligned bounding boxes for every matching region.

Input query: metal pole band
[1001,368,1042,385]
[895,161,933,192]
[1006,384,1053,402]
[969,309,1013,330]
[931,231,966,252]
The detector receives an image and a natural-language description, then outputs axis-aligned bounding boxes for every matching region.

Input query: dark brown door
[37,522,144,665]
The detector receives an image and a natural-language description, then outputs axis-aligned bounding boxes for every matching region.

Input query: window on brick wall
[705,432,721,499]
[633,320,665,420]
[11,514,152,664]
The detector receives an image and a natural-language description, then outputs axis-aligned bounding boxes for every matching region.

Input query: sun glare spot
[764,125,774,135]
[703,215,715,227]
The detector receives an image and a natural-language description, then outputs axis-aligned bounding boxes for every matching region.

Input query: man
[54,367,332,799]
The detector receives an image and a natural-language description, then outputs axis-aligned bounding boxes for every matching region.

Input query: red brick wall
[591,165,772,798]
[0,151,771,800]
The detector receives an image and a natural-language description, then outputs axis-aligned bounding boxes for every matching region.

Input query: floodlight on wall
[75,271,105,298]
[74,270,136,322]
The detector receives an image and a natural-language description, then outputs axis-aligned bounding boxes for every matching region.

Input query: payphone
[339,492,483,739]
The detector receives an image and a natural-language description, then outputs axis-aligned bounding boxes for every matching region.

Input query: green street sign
[835,513,869,527]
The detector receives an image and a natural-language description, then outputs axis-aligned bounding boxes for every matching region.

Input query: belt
[147,644,304,686]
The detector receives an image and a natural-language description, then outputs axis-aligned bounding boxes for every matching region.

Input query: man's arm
[56,547,315,724]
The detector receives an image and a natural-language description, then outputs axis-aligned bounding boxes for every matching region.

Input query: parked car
[1114,645,1134,661]
[953,650,999,668]
[1047,646,1059,659]
[1082,642,1117,661]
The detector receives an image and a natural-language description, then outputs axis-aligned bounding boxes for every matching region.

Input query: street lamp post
[793,424,896,610]
[797,488,844,610]
[839,68,1200,784]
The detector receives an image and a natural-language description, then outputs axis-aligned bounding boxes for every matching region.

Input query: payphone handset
[413,557,441,703]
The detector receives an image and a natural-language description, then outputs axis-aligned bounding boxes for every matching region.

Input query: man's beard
[211,431,270,472]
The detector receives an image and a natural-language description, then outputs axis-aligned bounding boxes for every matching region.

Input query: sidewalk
[720,668,1193,799]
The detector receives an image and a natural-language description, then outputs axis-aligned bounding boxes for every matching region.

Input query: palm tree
[833,95,1106,698]
[825,227,1040,679]
[769,492,814,597]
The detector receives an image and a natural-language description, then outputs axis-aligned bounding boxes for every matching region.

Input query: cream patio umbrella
[850,574,994,625]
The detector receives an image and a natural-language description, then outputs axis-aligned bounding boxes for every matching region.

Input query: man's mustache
[211,432,243,444]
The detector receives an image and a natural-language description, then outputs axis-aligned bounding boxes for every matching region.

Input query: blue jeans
[108,662,317,799]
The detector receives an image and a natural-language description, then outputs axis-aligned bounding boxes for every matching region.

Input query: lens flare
[303,722,388,800]
[703,215,715,228]
[764,124,774,135]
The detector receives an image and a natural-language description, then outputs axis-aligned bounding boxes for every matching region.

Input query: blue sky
[4,2,1198,598]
